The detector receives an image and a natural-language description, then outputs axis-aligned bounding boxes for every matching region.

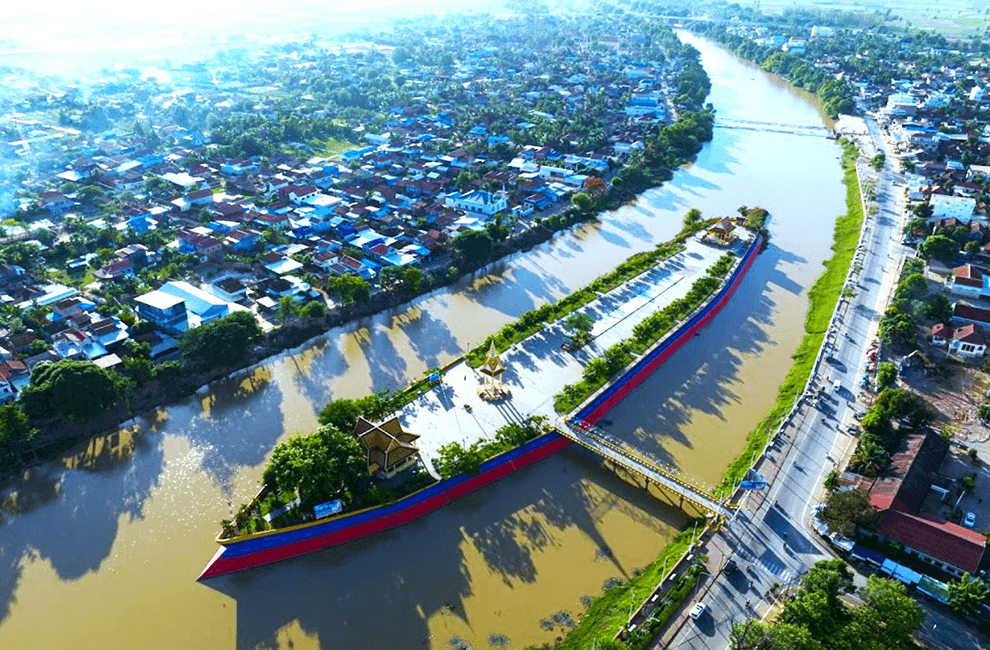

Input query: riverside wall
[199,232,764,579]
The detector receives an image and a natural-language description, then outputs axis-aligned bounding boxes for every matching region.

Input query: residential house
[134,291,188,332]
[857,430,986,577]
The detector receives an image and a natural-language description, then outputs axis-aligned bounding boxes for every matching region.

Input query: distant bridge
[714,118,833,138]
[556,421,732,516]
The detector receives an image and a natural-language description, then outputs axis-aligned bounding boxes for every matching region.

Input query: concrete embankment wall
[200,432,572,578]
[200,234,764,579]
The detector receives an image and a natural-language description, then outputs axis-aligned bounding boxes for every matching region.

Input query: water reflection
[209,449,689,650]
[0,425,164,622]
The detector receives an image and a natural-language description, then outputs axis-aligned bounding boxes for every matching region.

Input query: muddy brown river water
[0,32,846,650]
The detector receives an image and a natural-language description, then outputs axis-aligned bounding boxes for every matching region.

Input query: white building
[930,194,977,222]
[444,190,507,217]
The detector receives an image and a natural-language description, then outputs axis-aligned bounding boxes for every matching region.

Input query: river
[0,32,846,650]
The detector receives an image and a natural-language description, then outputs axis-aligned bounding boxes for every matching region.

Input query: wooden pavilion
[351,416,421,477]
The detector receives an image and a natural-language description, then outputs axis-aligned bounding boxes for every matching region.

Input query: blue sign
[314,499,343,519]
[739,469,768,490]
[428,371,441,385]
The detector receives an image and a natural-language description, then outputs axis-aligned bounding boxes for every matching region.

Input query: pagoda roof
[352,416,420,474]
[479,341,506,377]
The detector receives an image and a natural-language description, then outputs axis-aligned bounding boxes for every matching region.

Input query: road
[658,119,912,649]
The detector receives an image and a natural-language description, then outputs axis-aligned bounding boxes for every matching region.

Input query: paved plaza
[397,236,734,474]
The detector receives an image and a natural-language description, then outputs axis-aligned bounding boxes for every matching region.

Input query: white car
[964,512,977,528]
[689,602,706,620]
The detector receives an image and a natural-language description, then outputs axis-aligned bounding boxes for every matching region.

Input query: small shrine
[478,341,509,400]
[705,217,737,244]
[351,416,421,477]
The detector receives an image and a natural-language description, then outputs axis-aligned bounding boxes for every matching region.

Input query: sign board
[314,499,343,519]
[428,371,441,385]
[738,469,768,490]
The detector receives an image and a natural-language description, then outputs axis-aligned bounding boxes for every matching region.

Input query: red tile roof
[878,509,986,573]
[952,302,990,325]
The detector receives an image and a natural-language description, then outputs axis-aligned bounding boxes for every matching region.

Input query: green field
[739,0,989,37]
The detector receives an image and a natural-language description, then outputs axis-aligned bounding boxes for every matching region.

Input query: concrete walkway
[397,237,727,474]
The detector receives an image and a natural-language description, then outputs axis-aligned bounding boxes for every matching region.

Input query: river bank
[0,32,849,650]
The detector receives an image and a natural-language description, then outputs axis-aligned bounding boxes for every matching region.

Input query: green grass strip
[716,140,864,496]
[549,521,704,650]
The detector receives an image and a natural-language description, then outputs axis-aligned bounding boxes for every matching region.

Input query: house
[0,359,30,394]
[210,277,248,303]
[951,301,990,327]
[858,430,986,576]
[931,323,946,345]
[949,324,988,358]
[350,416,421,477]
[443,190,508,216]
[944,264,989,298]
[177,231,224,262]
[134,291,188,333]
[929,194,977,222]
[158,281,230,325]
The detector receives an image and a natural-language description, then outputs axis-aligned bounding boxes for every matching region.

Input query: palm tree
[851,439,889,478]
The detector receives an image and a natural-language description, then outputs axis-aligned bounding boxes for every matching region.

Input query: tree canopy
[452,229,494,268]
[732,561,924,650]
[20,359,124,422]
[262,424,370,507]
[180,311,263,369]
[946,572,989,617]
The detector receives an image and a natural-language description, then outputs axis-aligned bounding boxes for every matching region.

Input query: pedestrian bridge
[555,420,733,516]
[714,118,832,138]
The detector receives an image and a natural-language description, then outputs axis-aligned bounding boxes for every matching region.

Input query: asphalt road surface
[661,119,911,649]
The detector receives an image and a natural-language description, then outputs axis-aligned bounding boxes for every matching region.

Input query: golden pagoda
[478,341,507,393]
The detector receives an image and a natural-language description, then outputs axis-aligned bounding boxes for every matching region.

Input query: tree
[180,311,263,369]
[841,576,924,650]
[327,275,371,304]
[20,360,123,422]
[821,488,880,538]
[299,299,327,319]
[850,437,890,477]
[571,191,592,212]
[276,295,299,324]
[683,207,703,226]
[564,312,594,347]
[917,234,959,263]
[875,362,897,390]
[0,404,36,473]
[452,229,494,267]
[946,572,989,617]
[317,398,363,432]
[262,424,370,507]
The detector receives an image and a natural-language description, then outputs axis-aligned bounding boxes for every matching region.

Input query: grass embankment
[548,520,704,650]
[716,140,864,496]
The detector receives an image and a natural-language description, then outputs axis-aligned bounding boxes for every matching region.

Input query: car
[860,374,870,388]
[964,512,977,528]
[724,559,738,574]
[833,379,841,392]
[689,603,707,620]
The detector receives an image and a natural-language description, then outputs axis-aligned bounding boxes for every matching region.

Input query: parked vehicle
[833,379,841,392]
[689,603,707,620]
[964,512,977,528]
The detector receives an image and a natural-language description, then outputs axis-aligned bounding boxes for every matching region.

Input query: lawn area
[316,135,357,158]
[548,521,703,650]
[716,140,864,496]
